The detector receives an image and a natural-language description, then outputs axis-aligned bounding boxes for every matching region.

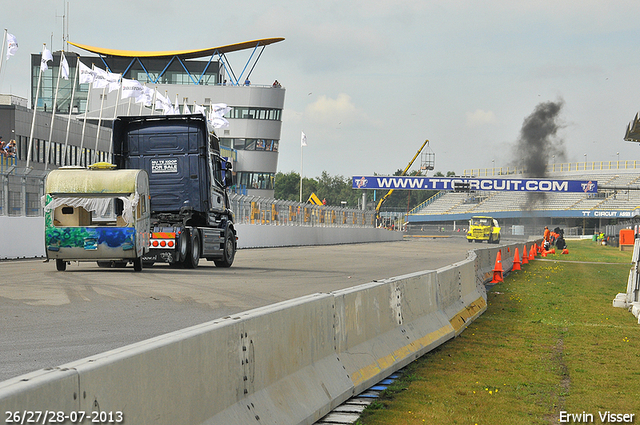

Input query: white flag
[6,33,18,60]
[41,48,53,72]
[183,101,191,115]
[78,61,95,84]
[301,131,307,147]
[208,103,231,128]
[92,67,121,92]
[92,66,109,89]
[194,103,206,116]
[60,53,69,80]
[121,78,144,100]
[155,90,174,114]
[135,86,154,107]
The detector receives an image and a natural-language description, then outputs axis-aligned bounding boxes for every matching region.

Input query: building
[3,37,285,198]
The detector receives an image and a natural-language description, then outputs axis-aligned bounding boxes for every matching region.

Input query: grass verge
[356,240,639,424]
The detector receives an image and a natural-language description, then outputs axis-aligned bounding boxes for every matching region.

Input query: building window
[237,172,275,190]
[225,107,281,121]
[219,138,279,152]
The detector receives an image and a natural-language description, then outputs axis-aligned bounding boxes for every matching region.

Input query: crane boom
[375,139,430,218]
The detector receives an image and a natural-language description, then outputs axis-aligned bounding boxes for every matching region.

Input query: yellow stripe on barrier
[449,296,487,333]
[349,325,454,386]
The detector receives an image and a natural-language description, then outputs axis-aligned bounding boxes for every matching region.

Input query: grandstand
[406,161,640,235]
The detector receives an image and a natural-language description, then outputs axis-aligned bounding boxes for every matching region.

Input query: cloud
[466,109,497,127]
[304,93,369,126]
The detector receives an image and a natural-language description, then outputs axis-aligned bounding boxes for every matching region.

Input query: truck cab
[112,114,236,269]
[467,216,501,244]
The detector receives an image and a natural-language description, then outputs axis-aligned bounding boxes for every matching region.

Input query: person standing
[543,226,551,250]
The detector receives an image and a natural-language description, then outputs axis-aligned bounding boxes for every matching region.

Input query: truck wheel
[488,235,493,244]
[467,239,473,243]
[56,259,67,271]
[177,231,188,263]
[97,261,112,268]
[133,257,143,272]
[184,229,200,269]
[214,228,235,268]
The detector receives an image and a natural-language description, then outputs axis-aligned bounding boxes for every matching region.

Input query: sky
[1,1,640,179]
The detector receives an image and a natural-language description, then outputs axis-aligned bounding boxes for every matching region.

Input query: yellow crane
[375,139,432,221]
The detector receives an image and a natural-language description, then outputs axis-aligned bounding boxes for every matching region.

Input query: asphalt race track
[0,237,474,382]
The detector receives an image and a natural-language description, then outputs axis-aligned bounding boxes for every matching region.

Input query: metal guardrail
[229,193,376,227]
[0,177,377,229]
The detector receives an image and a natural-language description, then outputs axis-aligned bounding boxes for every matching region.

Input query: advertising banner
[352,176,598,193]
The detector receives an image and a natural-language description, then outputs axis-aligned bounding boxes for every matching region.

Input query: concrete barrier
[333,271,454,395]
[0,217,401,259]
[0,216,45,259]
[0,242,528,424]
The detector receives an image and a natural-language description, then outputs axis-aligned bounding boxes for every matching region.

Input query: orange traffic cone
[521,245,529,265]
[548,248,555,254]
[562,248,569,254]
[512,247,521,271]
[490,250,504,283]
[529,245,535,260]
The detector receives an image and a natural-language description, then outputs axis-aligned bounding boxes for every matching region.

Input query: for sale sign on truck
[151,159,178,174]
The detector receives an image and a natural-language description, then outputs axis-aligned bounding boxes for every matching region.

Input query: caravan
[42,163,150,271]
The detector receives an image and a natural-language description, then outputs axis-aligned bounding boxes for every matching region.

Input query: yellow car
[467,216,501,244]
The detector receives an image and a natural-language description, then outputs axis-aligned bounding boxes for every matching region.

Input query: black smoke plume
[511,100,567,209]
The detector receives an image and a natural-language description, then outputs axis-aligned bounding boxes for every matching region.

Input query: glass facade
[220,138,279,152]
[236,171,275,190]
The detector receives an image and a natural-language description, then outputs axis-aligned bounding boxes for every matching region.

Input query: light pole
[584,153,587,170]
[491,159,495,176]
[617,152,620,168]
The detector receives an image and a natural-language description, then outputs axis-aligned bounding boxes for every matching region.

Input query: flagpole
[93,85,106,164]
[62,55,79,165]
[79,64,94,166]
[26,44,46,170]
[151,88,157,115]
[139,83,146,115]
[126,96,132,116]
[299,140,303,203]
[0,30,7,77]
[109,76,122,161]
[45,52,64,170]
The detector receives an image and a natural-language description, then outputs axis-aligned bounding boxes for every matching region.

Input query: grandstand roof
[67,37,285,60]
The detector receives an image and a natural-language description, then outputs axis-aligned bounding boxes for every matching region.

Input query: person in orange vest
[543,226,551,250]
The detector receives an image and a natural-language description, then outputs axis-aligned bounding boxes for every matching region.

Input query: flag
[208,103,231,128]
[92,67,109,89]
[6,33,18,60]
[121,78,144,100]
[183,101,191,115]
[60,53,69,80]
[194,103,206,116]
[107,72,122,93]
[301,131,307,147]
[154,90,174,114]
[78,61,96,84]
[40,48,53,72]
[135,86,154,107]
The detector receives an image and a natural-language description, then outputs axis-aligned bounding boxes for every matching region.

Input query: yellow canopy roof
[46,168,146,195]
[68,37,285,60]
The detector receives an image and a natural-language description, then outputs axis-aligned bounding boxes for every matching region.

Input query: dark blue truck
[112,114,236,268]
